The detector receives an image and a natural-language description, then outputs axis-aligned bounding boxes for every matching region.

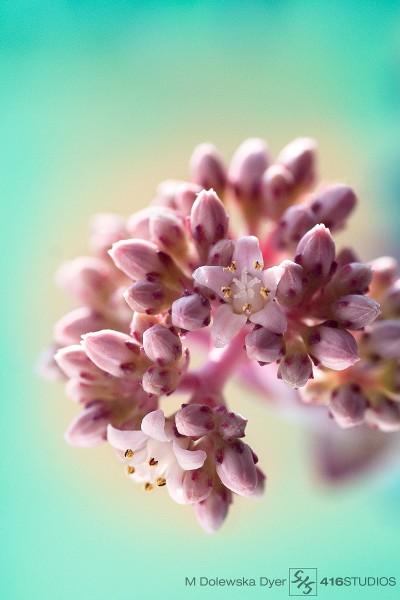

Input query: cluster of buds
[40,137,400,532]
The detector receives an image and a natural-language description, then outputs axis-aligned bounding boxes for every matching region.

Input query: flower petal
[249,301,287,333]
[261,265,285,293]
[166,464,187,504]
[107,425,147,451]
[232,236,263,275]
[192,265,233,297]
[173,439,207,470]
[141,409,173,442]
[211,304,247,348]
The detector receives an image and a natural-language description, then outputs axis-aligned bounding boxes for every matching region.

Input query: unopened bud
[142,365,180,395]
[129,313,161,343]
[208,239,235,266]
[142,325,182,365]
[171,294,211,331]
[277,137,316,190]
[332,295,380,330]
[55,344,104,381]
[324,262,372,299]
[329,384,367,428]
[182,466,214,504]
[245,327,285,364]
[109,239,181,283]
[295,224,335,281]
[65,403,111,447]
[276,260,305,307]
[229,138,270,199]
[310,184,357,231]
[278,341,313,388]
[261,164,295,219]
[305,325,359,370]
[215,441,258,497]
[82,330,147,378]
[124,279,178,315]
[54,307,110,346]
[195,488,232,534]
[275,205,317,248]
[216,407,247,440]
[55,257,113,309]
[190,189,229,246]
[175,404,215,438]
[89,213,127,258]
[360,321,400,360]
[189,143,227,195]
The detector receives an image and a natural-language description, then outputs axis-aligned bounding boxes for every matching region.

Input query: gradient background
[2,1,400,599]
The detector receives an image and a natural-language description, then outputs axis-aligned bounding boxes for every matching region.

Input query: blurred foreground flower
[40,138,400,532]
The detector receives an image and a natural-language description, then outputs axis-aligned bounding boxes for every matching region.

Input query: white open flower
[193,236,287,347]
[107,409,207,504]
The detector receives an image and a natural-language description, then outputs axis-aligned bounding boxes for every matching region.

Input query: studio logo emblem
[289,569,317,596]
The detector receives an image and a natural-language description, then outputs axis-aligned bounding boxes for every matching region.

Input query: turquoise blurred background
[2,1,400,599]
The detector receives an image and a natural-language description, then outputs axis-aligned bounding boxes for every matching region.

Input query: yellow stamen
[260,287,270,298]
[253,260,263,271]
[242,303,253,314]
[220,286,232,298]
[124,449,134,459]
[143,482,154,492]
[223,261,237,272]
[148,457,158,467]
[156,477,167,487]
[126,465,135,475]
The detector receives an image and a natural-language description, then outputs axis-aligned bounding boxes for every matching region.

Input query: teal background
[2,1,400,599]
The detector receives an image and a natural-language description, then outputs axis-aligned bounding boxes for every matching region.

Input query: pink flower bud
[295,224,335,281]
[55,257,113,308]
[65,403,111,447]
[216,407,247,440]
[360,321,400,359]
[248,467,267,498]
[229,138,270,199]
[215,441,258,497]
[370,256,398,290]
[109,239,181,283]
[329,384,367,428]
[89,213,127,258]
[124,279,178,315]
[175,404,216,438]
[332,295,380,330]
[141,365,180,395]
[245,327,285,364]
[142,324,182,365]
[173,182,202,216]
[149,210,188,255]
[261,164,295,219]
[274,205,317,249]
[182,466,214,504]
[277,343,313,388]
[82,330,147,378]
[207,239,235,266]
[275,260,305,307]
[54,307,110,346]
[36,344,65,381]
[305,325,359,370]
[323,262,372,298]
[189,143,227,195]
[365,398,400,432]
[310,184,357,231]
[195,488,232,534]
[171,294,211,331]
[276,137,316,190]
[55,345,104,381]
[190,189,229,246]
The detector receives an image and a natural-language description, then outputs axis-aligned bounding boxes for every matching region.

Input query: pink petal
[211,304,247,348]
[249,301,287,333]
[261,266,285,293]
[166,464,187,504]
[232,236,263,275]
[107,424,147,451]
[141,409,172,442]
[173,440,207,470]
[192,265,233,297]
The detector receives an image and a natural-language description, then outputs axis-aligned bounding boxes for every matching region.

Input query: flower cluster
[41,138,400,532]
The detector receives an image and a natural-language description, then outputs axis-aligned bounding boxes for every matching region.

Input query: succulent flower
[39,137,399,532]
